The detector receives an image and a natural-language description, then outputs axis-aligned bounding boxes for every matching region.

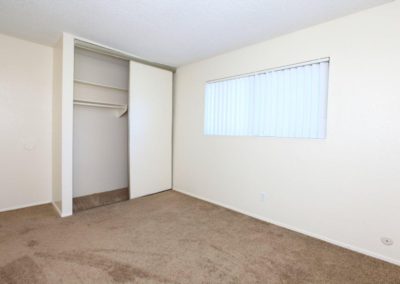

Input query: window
[204,59,329,139]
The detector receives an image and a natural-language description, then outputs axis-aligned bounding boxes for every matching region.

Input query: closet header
[75,39,176,72]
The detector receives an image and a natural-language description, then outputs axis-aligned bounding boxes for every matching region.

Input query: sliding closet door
[129,62,172,198]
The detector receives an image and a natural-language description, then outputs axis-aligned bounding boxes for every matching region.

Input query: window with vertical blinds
[204,59,329,139]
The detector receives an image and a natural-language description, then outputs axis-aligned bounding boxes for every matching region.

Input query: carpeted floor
[0,190,399,283]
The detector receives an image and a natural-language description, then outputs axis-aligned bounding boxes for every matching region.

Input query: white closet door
[129,62,173,198]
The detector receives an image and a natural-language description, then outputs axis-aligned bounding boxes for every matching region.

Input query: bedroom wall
[173,1,400,265]
[0,33,53,211]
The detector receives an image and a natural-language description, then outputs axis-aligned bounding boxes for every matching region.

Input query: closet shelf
[74,79,129,92]
[74,99,128,117]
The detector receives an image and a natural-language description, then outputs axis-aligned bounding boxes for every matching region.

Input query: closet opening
[72,47,130,212]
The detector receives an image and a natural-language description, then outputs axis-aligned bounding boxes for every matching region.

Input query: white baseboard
[173,188,400,267]
[0,200,51,213]
[51,202,73,218]
[0,200,70,218]
[52,202,62,217]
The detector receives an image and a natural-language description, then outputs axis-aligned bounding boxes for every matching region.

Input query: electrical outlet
[381,237,394,246]
[260,192,267,202]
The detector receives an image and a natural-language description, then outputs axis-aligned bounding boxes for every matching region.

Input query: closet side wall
[52,33,74,217]
[52,37,62,212]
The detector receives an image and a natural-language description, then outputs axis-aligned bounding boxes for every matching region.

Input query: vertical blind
[204,59,329,138]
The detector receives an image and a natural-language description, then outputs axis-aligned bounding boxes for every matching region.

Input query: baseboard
[52,202,62,217]
[173,188,400,267]
[0,200,51,213]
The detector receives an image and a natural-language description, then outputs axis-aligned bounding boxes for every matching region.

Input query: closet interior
[73,47,130,212]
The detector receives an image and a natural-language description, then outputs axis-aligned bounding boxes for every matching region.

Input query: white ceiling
[0,0,393,67]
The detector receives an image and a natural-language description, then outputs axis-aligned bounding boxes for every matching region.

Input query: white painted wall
[0,33,53,211]
[173,1,400,265]
[73,48,129,197]
[52,36,62,213]
[74,48,129,90]
[52,33,74,217]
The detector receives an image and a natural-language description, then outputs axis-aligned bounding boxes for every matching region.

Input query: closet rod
[74,100,128,117]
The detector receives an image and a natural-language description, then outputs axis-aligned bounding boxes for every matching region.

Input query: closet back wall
[0,33,53,211]
[73,48,129,197]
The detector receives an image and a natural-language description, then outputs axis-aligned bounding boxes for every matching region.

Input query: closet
[52,33,173,217]
[73,48,130,212]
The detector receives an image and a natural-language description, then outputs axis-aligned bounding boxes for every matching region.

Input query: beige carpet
[0,190,399,283]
